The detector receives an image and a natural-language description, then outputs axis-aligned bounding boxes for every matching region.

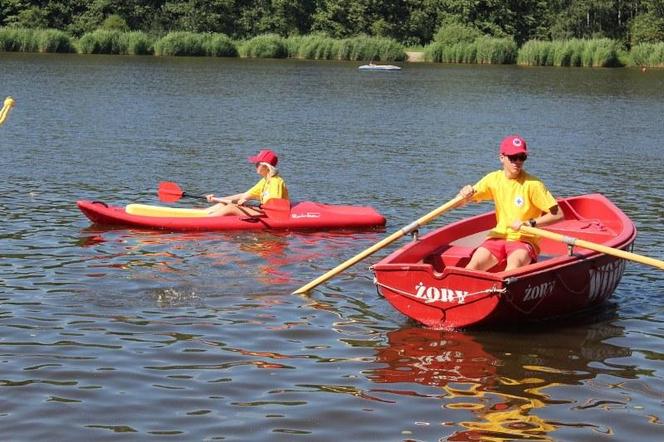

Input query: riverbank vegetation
[1,1,663,67]
[517,39,624,67]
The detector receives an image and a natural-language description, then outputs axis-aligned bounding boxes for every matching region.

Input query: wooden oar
[292,195,464,295]
[521,225,664,270]
[157,181,291,219]
[0,96,16,126]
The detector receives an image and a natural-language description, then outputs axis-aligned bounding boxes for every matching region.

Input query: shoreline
[405,51,425,62]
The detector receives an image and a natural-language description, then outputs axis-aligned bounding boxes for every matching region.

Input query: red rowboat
[77,199,386,232]
[371,194,636,328]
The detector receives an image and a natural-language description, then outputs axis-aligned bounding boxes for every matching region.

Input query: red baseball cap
[248,149,278,166]
[499,135,528,155]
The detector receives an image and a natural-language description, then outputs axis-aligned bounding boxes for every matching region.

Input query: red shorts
[479,238,538,264]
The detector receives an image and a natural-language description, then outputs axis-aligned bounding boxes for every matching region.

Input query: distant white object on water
[358,63,401,71]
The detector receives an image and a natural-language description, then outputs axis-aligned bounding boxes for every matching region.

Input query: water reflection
[75,226,385,296]
[368,322,631,441]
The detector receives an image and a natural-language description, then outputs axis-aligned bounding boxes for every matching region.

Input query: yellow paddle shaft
[521,225,664,271]
[292,196,464,295]
[0,96,16,126]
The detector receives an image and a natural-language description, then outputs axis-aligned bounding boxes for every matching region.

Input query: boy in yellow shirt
[458,135,563,271]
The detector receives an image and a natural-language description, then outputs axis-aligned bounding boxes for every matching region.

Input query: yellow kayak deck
[126,204,211,218]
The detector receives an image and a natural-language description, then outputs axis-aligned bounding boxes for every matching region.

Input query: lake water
[1,53,663,440]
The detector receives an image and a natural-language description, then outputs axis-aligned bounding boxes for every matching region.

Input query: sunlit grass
[238,34,289,58]
[154,32,237,57]
[630,42,664,67]
[424,37,517,64]
[0,27,74,53]
[517,39,623,67]
[78,30,155,55]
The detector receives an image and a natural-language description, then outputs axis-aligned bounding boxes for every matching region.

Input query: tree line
[1,1,663,47]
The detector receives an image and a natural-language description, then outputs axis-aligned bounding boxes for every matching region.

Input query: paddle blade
[262,198,291,220]
[158,181,184,203]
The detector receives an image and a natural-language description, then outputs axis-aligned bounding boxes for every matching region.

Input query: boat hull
[371,194,636,328]
[358,64,401,71]
[77,200,386,232]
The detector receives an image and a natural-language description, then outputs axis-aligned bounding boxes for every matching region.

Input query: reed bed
[0,27,74,53]
[517,39,623,67]
[286,34,338,59]
[424,37,516,64]
[630,42,664,67]
[154,32,237,57]
[282,34,405,61]
[238,34,289,58]
[339,36,406,61]
[78,30,154,55]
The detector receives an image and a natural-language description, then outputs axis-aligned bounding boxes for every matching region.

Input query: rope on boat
[373,278,506,304]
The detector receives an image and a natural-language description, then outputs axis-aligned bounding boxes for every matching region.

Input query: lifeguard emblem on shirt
[514,195,524,207]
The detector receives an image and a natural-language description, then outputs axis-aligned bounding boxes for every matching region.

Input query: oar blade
[158,181,185,203]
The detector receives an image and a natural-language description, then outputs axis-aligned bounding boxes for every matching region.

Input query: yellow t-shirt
[472,170,557,244]
[246,176,289,205]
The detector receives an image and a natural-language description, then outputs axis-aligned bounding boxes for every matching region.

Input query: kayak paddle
[158,181,206,203]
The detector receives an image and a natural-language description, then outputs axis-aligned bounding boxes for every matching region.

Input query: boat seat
[539,219,614,255]
[424,246,475,271]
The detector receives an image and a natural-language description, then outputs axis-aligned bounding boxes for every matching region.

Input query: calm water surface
[1,53,663,440]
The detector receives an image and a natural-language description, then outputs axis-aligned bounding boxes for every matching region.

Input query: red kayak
[77,199,386,232]
[371,194,636,328]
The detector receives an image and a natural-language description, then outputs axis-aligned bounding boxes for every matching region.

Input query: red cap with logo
[248,149,278,166]
[499,135,528,155]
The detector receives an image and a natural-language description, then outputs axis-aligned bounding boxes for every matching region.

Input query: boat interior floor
[423,219,616,273]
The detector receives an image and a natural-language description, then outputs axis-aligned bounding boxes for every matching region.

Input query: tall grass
[0,27,74,53]
[238,34,289,58]
[286,34,340,60]
[275,34,406,61]
[518,39,623,67]
[424,37,516,64]
[339,36,406,61]
[154,32,237,57]
[630,42,664,67]
[78,30,154,55]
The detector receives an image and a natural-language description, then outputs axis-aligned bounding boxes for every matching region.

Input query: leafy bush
[434,22,483,45]
[629,13,664,46]
[101,15,130,32]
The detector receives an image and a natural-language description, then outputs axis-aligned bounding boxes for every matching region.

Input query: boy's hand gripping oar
[292,195,464,295]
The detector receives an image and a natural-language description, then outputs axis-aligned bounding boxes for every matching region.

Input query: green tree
[630,12,664,44]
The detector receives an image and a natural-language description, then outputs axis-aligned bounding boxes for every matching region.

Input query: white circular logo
[512,138,522,147]
[515,196,524,207]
